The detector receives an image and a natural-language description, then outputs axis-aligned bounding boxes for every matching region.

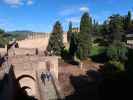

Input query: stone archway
[21,86,32,94]
[17,74,36,82]
[17,74,36,96]
[21,86,31,90]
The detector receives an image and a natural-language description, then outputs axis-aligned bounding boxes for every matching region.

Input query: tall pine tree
[69,33,78,60]
[100,21,110,43]
[67,21,73,43]
[77,12,92,60]
[92,19,99,36]
[47,21,64,56]
[125,11,133,34]
[108,14,125,43]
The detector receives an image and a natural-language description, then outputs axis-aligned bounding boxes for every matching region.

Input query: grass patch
[90,45,106,57]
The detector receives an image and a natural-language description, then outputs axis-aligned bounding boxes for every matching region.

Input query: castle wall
[17,37,49,50]
[8,48,36,56]
[14,48,36,56]
[17,33,68,50]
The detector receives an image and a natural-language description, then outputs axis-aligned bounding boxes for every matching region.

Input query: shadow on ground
[90,52,109,63]
[65,66,133,100]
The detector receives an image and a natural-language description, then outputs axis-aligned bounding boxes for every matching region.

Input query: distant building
[72,27,80,33]
[126,34,133,45]
[63,32,68,48]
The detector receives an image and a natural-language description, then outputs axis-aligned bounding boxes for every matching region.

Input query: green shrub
[94,38,109,46]
[109,60,125,72]
[61,48,69,60]
[76,47,84,60]
[100,60,125,79]
[107,43,128,61]
[0,36,9,47]
[90,45,106,57]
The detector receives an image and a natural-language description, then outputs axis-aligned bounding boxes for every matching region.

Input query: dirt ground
[58,59,102,96]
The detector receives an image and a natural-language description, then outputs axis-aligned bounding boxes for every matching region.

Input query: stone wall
[38,56,59,79]
[8,55,59,98]
[14,48,36,56]
[8,55,45,97]
[8,48,36,57]
[17,33,68,50]
[17,38,49,50]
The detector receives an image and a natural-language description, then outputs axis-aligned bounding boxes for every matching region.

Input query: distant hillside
[7,30,47,40]
[7,30,33,40]
[8,30,33,35]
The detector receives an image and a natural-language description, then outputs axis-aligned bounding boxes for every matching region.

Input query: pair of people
[41,72,51,82]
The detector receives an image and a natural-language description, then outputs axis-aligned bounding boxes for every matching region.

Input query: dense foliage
[0,29,9,47]
[107,42,128,61]
[64,11,133,78]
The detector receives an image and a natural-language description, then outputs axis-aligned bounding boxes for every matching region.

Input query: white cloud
[3,0,33,7]
[59,6,89,17]
[4,0,22,6]
[79,7,89,12]
[27,0,33,5]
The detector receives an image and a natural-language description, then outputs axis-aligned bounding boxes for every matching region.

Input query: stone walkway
[44,80,58,100]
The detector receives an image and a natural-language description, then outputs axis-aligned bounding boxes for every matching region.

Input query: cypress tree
[67,21,73,42]
[108,14,124,43]
[127,11,132,23]
[92,20,100,36]
[47,21,64,56]
[69,33,78,60]
[125,11,133,34]
[77,12,92,60]
[100,21,110,43]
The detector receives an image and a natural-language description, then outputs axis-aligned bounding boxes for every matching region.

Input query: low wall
[8,48,47,56]
[8,48,36,56]
[36,61,64,100]
[38,56,59,79]
[15,48,36,56]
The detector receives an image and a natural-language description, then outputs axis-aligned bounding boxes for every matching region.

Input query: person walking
[46,71,51,81]
[41,72,46,85]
